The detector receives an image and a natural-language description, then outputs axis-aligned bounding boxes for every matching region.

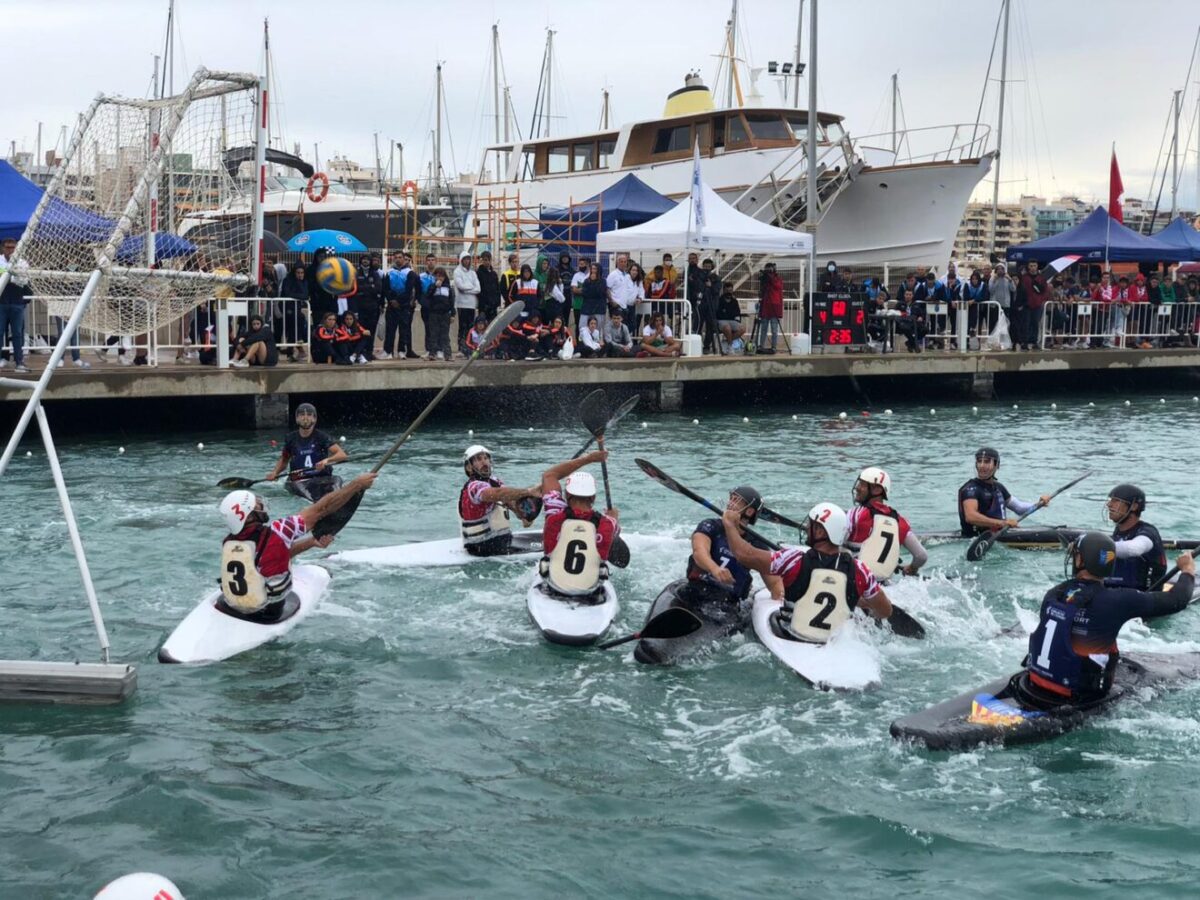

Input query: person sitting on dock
[638,312,682,357]
[229,314,278,368]
[460,445,542,557]
[538,451,620,595]
[311,312,341,365]
[217,474,376,621]
[578,316,607,358]
[957,447,1049,537]
[604,311,635,358]
[335,311,372,365]
[465,315,498,359]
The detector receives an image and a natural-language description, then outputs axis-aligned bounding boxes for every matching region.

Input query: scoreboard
[811,293,867,347]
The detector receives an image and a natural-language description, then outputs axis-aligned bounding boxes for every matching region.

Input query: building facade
[951,202,1032,265]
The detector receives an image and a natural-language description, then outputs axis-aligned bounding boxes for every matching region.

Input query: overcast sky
[5,0,1199,210]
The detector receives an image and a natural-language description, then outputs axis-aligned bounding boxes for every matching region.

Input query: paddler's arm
[691,531,735,586]
[720,509,774,575]
[962,497,1018,531]
[901,532,928,575]
[318,442,349,469]
[289,534,334,557]
[539,449,607,496]
[481,484,541,504]
[1005,496,1042,516]
[268,450,289,482]
[300,472,377,530]
[1114,534,1154,558]
[859,585,893,620]
[1131,553,1196,619]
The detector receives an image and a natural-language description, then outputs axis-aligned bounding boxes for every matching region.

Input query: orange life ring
[401,180,418,195]
[306,172,330,203]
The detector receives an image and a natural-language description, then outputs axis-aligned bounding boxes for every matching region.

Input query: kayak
[285,474,343,503]
[890,651,1200,752]
[526,574,619,646]
[750,589,882,691]
[158,564,331,665]
[634,579,751,665]
[330,530,544,568]
[918,527,1199,551]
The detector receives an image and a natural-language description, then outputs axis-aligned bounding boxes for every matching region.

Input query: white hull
[751,589,881,691]
[158,564,331,665]
[526,576,619,646]
[329,531,543,568]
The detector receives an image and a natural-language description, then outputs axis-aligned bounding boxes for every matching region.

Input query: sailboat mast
[725,0,738,108]
[492,24,501,144]
[891,73,898,155]
[600,89,610,130]
[792,0,804,108]
[989,0,1010,259]
[544,30,555,138]
[806,0,818,305]
[435,62,444,190]
[1171,88,1181,220]
[374,132,383,195]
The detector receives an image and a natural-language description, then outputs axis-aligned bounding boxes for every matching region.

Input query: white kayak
[526,576,619,646]
[329,530,543,568]
[158,564,331,665]
[751,589,882,691]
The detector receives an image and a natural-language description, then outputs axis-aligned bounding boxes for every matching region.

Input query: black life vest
[1110,520,1167,590]
[957,477,1009,537]
[1026,580,1117,699]
[782,548,860,615]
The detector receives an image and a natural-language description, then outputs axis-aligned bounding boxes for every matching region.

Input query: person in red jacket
[537,450,620,596]
[757,263,785,353]
[1017,261,1049,351]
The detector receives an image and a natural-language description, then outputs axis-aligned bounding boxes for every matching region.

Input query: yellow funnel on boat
[664,73,715,118]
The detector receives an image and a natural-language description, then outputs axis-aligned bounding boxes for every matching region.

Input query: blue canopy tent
[1008,206,1180,264]
[1150,217,1200,261]
[539,174,676,260]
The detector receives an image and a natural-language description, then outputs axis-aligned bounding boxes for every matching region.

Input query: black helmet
[1069,532,1117,579]
[1107,483,1146,515]
[975,447,1000,465]
[730,485,763,522]
[295,402,317,421]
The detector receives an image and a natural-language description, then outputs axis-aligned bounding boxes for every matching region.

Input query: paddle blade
[640,606,703,640]
[608,394,640,428]
[579,388,609,437]
[635,457,677,492]
[887,605,926,639]
[965,531,997,562]
[759,505,806,532]
[608,535,631,569]
[484,301,524,345]
[312,490,363,539]
[216,476,256,489]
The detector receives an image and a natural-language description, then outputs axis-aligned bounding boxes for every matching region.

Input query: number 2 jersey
[542,490,619,560]
[768,546,880,605]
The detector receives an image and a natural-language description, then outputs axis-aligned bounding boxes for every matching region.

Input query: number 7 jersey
[847,500,912,580]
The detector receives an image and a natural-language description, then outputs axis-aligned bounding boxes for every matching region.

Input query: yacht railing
[852,122,993,168]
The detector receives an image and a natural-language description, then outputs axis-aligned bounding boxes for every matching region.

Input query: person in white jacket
[579,315,608,358]
[453,252,481,357]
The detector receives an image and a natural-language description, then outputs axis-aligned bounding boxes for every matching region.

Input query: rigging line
[971,1,1005,147]
[1145,95,1173,221]
[442,71,459,178]
[1018,1,1056,186]
[526,37,549,144]
[896,87,912,162]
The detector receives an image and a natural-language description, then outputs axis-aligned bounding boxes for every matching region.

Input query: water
[3,394,1200,897]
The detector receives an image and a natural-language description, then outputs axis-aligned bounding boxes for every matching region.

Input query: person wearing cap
[537,450,620,594]
[1105,484,1167,590]
[721,501,895,642]
[453,252,481,358]
[685,486,769,604]
[460,445,543,556]
[957,447,1050,538]
[1020,534,1194,705]
[847,467,928,579]
[355,254,384,361]
[268,403,348,501]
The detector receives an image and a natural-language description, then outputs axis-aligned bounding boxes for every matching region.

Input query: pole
[373,131,383,195]
[35,121,42,177]
[990,0,1011,258]
[1171,89,1181,220]
[435,62,443,188]
[891,72,898,155]
[793,0,804,108]
[492,23,501,145]
[148,55,160,268]
[545,30,555,138]
[726,0,738,108]
[313,142,320,172]
[251,74,268,291]
[807,0,818,311]
[601,89,610,130]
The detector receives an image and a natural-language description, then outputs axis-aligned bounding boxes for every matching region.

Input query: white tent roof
[595,180,813,255]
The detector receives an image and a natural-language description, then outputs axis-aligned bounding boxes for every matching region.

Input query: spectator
[543,265,567,324]
[865,285,890,346]
[499,252,521,304]
[509,263,540,320]
[988,262,1014,344]
[717,281,746,352]
[895,286,928,352]
[684,251,704,336]
[627,262,649,331]
[476,250,502,322]
[657,253,678,290]
[604,310,635,357]
[1017,260,1049,351]
[0,237,31,373]
[579,315,607,358]
[334,311,369,365]
[465,315,498,358]
[579,262,608,337]
[306,247,336,324]
[534,255,552,299]
[606,253,636,322]
[267,253,287,288]
[541,314,570,358]
[914,272,946,342]
[453,252,481,357]
[1111,275,1133,349]
[568,257,589,330]
[519,311,545,360]
[639,312,682,357]
[424,267,455,361]
[819,260,847,292]
[699,258,723,354]
[936,267,963,346]
[278,261,310,362]
[230,313,279,368]
[756,263,784,354]
[312,311,341,364]
[381,252,419,360]
[498,310,528,360]
[419,254,437,294]
[647,264,676,321]
[355,254,383,361]
[894,272,918,304]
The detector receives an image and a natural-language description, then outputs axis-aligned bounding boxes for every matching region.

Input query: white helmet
[219,490,262,533]
[94,872,186,900]
[807,502,848,545]
[857,466,891,498]
[564,471,597,498]
[464,444,492,463]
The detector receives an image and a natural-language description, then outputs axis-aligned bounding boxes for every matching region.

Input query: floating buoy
[792,414,798,421]
[838,412,847,420]
[692,418,700,425]
[1124,400,1131,407]
[1051,403,1057,409]
[340,435,347,442]
[1012,404,1019,410]
[884,409,893,416]
[1159,398,1165,404]
[118,447,125,454]
[528,427,534,432]
[1193,397,1199,402]
[197,442,205,450]
[1088,401,1095,407]
[25,450,32,457]
[468,429,474,435]
[861,411,871,417]
[269,439,277,447]
[930,408,937,416]
[641,421,648,428]
[971,406,978,414]
[742,417,750,423]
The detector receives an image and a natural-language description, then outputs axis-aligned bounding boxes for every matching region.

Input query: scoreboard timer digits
[811,294,867,347]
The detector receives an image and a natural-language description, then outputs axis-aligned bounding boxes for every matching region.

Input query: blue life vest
[1026,581,1114,698]
[687,518,754,601]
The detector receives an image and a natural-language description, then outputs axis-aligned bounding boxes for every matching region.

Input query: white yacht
[472,75,993,268]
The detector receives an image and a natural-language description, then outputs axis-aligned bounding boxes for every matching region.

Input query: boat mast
[435,61,444,191]
[792,0,804,108]
[989,0,1011,259]
[1171,88,1181,220]
[807,0,817,298]
[374,132,383,195]
[891,73,899,155]
[600,88,610,130]
[544,29,555,138]
[725,0,738,108]
[492,24,502,145]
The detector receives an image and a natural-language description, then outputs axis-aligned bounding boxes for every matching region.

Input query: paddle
[635,458,926,639]
[312,301,526,538]
[965,470,1093,562]
[579,389,631,569]
[217,458,364,491]
[571,393,639,459]
[758,505,806,535]
[597,606,704,650]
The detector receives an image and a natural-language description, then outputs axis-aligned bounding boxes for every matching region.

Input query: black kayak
[634,579,751,665]
[919,527,1199,551]
[285,474,343,503]
[890,651,1200,752]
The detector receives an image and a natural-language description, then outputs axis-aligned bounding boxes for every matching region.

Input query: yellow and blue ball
[316,256,356,295]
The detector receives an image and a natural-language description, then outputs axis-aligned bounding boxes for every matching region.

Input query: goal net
[7,68,264,337]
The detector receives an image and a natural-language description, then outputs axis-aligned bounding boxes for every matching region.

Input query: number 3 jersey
[223,515,307,586]
[541,490,619,561]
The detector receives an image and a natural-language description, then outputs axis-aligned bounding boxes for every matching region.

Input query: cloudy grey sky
[5,0,1199,209]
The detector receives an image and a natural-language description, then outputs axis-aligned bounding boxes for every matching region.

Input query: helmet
[564,471,597,498]
[807,502,848,546]
[975,447,1000,466]
[219,490,264,533]
[463,444,492,473]
[1107,483,1146,517]
[295,402,317,422]
[1068,531,1117,579]
[857,466,891,498]
[729,485,763,521]
[94,872,186,900]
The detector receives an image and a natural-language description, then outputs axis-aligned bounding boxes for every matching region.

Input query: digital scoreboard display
[811,293,867,347]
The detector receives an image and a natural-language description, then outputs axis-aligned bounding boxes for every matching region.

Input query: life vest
[851,502,902,580]
[1026,581,1117,699]
[957,477,1008,537]
[780,549,858,643]
[1111,521,1167,590]
[543,509,606,596]
[686,519,753,601]
[220,526,292,614]
[459,478,512,546]
[284,429,333,478]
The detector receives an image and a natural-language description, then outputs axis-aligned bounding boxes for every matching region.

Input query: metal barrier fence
[1038,301,1200,349]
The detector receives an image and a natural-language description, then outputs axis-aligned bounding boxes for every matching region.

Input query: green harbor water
[3,393,1200,898]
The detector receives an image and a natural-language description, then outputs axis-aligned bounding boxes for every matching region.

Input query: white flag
[690,140,705,239]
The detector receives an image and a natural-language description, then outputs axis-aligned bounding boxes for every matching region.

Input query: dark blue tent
[539,174,676,259]
[1008,206,1179,263]
[0,159,114,242]
[115,232,197,263]
[1150,217,1200,261]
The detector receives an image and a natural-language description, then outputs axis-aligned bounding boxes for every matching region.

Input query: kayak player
[1020,533,1194,705]
[217,474,376,620]
[685,485,770,604]
[957,447,1050,537]
[1106,483,1167,590]
[847,467,928,579]
[460,444,543,557]
[537,450,620,595]
[721,502,895,641]
[267,403,348,501]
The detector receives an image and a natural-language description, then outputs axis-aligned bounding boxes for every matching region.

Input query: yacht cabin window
[598,139,616,168]
[573,143,595,171]
[653,124,692,155]
[547,144,570,175]
[745,113,792,141]
[726,115,750,146]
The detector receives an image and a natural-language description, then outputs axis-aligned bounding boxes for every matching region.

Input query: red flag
[1109,149,1124,224]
